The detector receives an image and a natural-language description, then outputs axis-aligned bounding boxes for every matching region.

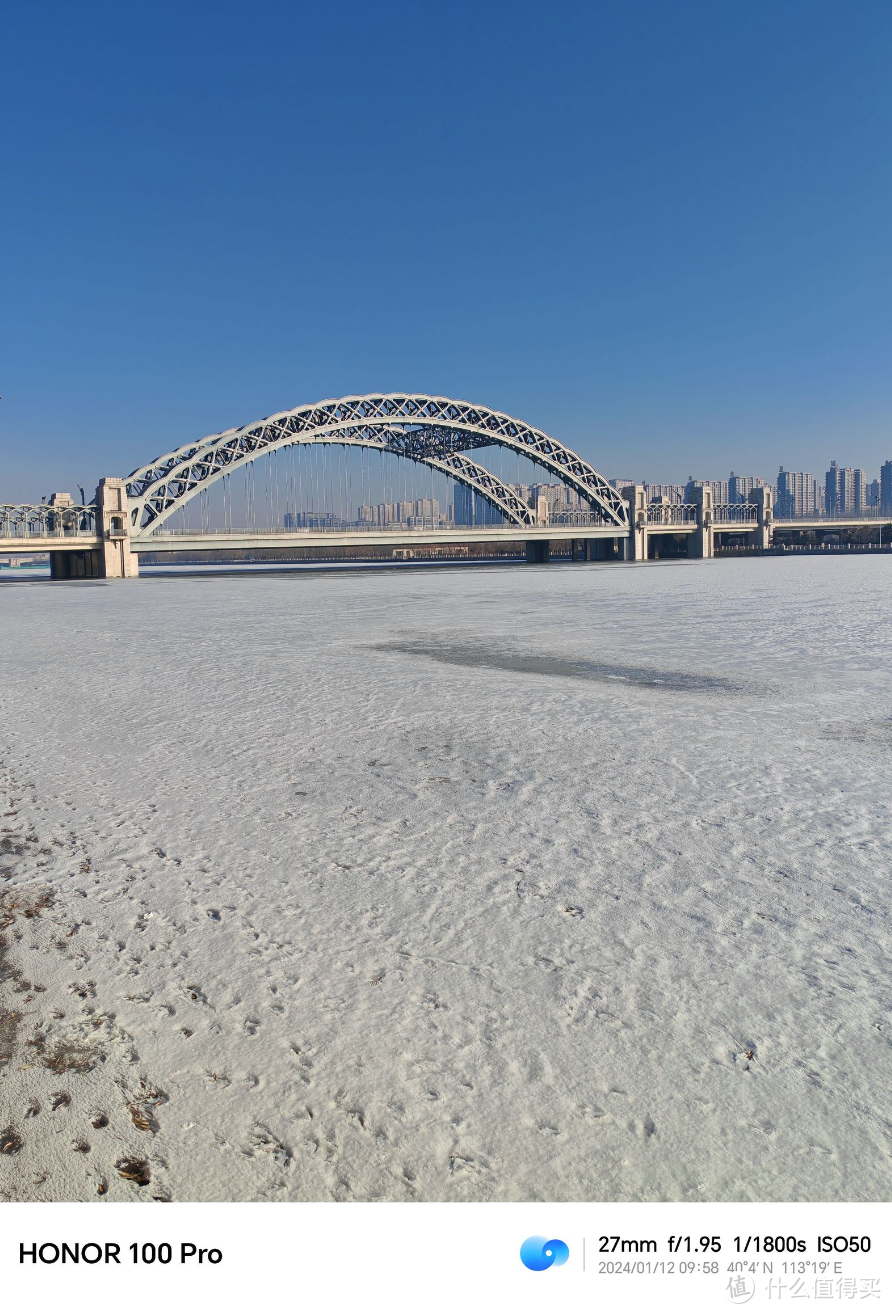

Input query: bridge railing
[646,503,698,526]
[139,523,514,537]
[142,513,624,538]
[548,510,614,527]
[0,504,98,540]
[773,509,891,523]
[712,504,759,523]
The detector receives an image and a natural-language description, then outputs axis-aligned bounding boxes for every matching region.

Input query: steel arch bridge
[125,393,628,536]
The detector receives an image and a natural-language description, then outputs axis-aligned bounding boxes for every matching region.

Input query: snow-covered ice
[0,555,890,1202]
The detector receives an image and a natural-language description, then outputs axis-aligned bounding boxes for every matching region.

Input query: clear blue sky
[2,0,891,500]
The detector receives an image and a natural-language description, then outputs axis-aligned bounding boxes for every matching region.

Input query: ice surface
[0,556,890,1202]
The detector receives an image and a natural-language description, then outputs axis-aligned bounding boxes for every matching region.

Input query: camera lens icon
[520,1236,570,1271]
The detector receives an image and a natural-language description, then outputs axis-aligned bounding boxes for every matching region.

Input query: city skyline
[623,457,892,516]
[283,456,892,527]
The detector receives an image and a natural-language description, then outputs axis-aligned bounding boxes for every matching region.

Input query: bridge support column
[622,486,648,561]
[525,540,551,563]
[589,538,615,561]
[748,486,773,551]
[96,478,139,578]
[689,486,714,558]
[50,550,102,579]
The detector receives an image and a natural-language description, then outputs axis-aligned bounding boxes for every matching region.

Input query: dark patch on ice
[821,719,892,747]
[369,640,752,695]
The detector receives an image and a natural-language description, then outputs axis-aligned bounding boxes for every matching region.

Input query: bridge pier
[525,540,551,563]
[48,479,138,579]
[622,486,648,561]
[50,549,102,578]
[688,486,714,559]
[748,486,773,551]
[96,478,139,577]
[591,538,616,561]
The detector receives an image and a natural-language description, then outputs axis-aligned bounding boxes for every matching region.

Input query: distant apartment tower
[881,460,892,515]
[825,461,866,514]
[530,482,580,514]
[776,468,822,517]
[357,498,442,526]
[409,498,440,525]
[866,479,880,509]
[728,472,767,504]
[357,502,397,526]
[684,478,730,505]
[453,484,500,526]
[645,484,685,504]
[284,511,340,529]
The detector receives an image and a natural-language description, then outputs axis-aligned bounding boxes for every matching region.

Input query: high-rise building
[866,479,880,509]
[684,478,730,505]
[645,484,685,503]
[408,498,439,525]
[776,468,822,517]
[452,485,474,525]
[825,461,866,514]
[508,483,533,508]
[452,485,500,526]
[881,460,892,516]
[728,473,767,503]
[529,482,578,514]
[284,511,342,529]
[357,498,442,526]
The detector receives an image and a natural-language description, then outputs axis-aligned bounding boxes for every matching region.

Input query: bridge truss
[0,503,97,539]
[125,394,628,535]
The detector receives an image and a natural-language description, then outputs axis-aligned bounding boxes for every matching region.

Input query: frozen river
[1,556,890,1202]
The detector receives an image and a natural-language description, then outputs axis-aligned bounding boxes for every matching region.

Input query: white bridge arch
[126,394,628,535]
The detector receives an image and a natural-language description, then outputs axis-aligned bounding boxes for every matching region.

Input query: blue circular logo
[519,1236,570,1271]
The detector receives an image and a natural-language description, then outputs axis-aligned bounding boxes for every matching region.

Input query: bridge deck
[1,515,884,556]
[1,536,104,553]
[130,526,618,553]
